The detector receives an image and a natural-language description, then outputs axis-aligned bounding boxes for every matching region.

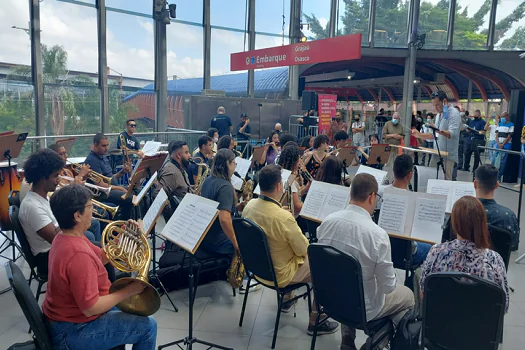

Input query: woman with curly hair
[302,134,330,179]
[277,145,306,216]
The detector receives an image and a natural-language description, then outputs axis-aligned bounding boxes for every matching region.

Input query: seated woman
[277,145,305,216]
[299,135,314,151]
[302,134,330,179]
[44,184,157,349]
[217,135,235,151]
[316,155,350,186]
[262,130,281,165]
[420,196,509,312]
[359,134,381,169]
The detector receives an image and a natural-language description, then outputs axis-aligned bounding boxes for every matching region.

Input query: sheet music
[130,158,142,179]
[133,171,157,206]
[231,157,251,191]
[300,186,327,219]
[355,165,387,187]
[411,197,447,243]
[300,181,350,221]
[142,188,167,235]
[427,180,450,196]
[378,193,408,236]
[160,193,219,253]
[142,141,162,156]
[253,169,292,195]
[450,183,476,209]
[427,179,475,212]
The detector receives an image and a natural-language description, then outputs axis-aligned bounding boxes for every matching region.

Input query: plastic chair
[422,272,506,350]
[306,219,320,243]
[308,244,393,350]
[233,218,312,349]
[488,224,512,271]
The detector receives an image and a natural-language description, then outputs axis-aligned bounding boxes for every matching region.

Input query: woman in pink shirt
[44,184,157,350]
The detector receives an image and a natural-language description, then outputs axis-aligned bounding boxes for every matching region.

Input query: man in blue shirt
[463,109,486,176]
[84,133,133,220]
[211,106,232,138]
[236,113,252,158]
[496,112,514,182]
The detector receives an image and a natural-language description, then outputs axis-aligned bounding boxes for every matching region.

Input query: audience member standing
[496,112,514,182]
[211,106,232,137]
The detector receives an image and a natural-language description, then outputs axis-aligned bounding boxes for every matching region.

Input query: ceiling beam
[367,88,379,103]
[432,62,488,102]
[354,90,364,104]
[382,87,396,103]
[444,78,460,102]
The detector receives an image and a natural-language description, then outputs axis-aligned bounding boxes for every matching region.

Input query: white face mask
[213,137,218,143]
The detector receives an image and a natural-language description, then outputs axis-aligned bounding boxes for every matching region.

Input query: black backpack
[391,308,422,350]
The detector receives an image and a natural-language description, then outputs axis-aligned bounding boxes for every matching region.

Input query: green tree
[501,26,525,49]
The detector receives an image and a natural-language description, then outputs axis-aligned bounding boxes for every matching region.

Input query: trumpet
[71,163,113,185]
[92,199,119,223]
[59,176,111,197]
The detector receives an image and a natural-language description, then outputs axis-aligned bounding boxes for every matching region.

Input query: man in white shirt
[19,149,96,276]
[318,173,414,350]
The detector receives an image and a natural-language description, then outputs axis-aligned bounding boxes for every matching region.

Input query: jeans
[498,144,512,181]
[421,141,433,165]
[200,238,234,258]
[488,140,498,165]
[89,219,101,241]
[48,309,157,350]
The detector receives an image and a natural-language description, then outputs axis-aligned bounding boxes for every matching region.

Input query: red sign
[305,87,358,97]
[230,34,362,71]
[318,94,338,134]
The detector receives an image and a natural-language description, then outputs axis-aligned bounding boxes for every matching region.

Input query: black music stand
[337,146,358,182]
[431,128,447,178]
[367,144,391,170]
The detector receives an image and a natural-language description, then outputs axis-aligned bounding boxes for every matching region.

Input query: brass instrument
[71,163,112,185]
[119,134,142,164]
[92,199,119,223]
[61,168,74,178]
[59,176,111,197]
[190,157,209,196]
[101,220,161,316]
[279,177,295,216]
[227,250,246,289]
[241,179,254,201]
[299,167,313,183]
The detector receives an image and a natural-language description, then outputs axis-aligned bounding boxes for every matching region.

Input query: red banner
[230,34,362,71]
[318,94,338,134]
[305,87,358,97]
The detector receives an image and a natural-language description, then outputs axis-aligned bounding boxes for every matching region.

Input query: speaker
[302,91,317,111]
[503,89,525,183]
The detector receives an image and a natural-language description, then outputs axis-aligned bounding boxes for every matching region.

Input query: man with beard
[155,141,193,202]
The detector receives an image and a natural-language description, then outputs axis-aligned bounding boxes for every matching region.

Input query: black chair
[233,218,312,349]
[488,224,512,271]
[8,190,21,208]
[422,272,506,350]
[9,206,47,302]
[306,219,320,243]
[6,261,126,350]
[308,244,393,350]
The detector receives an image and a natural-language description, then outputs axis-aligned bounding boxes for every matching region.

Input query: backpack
[391,308,422,350]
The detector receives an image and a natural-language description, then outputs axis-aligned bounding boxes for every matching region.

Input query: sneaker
[239,280,261,294]
[307,319,340,336]
[280,298,297,313]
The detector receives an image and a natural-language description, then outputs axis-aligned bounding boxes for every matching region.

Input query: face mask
[392,119,399,125]
[417,117,422,122]
[336,118,342,122]
[443,104,449,114]
[474,116,480,119]
[501,118,507,124]
[460,112,465,117]
[355,117,360,121]
[213,137,218,143]
[427,119,431,123]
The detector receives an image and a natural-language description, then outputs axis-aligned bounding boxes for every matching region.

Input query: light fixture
[168,3,177,18]
[413,79,420,84]
[300,33,307,42]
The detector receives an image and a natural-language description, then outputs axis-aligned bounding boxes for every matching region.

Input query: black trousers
[104,189,133,220]
[464,139,485,174]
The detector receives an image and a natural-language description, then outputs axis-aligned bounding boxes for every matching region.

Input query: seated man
[84,133,133,220]
[377,154,432,289]
[334,130,350,149]
[475,164,520,251]
[188,135,213,186]
[154,141,192,217]
[318,173,415,350]
[242,165,339,335]
[19,149,98,276]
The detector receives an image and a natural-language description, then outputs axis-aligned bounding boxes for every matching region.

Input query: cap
[240,113,248,118]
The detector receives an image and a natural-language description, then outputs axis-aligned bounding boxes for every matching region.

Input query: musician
[316,155,347,186]
[217,135,235,151]
[333,130,350,150]
[277,145,305,215]
[262,131,281,165]
[199,149,240,257]
[48,143,90,183]
[420,196,509,312]
[154,141,192,203]
[299,135,314,150]
[279,133,298,149]
[411,91,461,180]
[359,134,380,168]
[188,135,213,186]
[193,128,218,157]
[377,154,432,290]
[474,164,519,250]
[84,133,133,220]
[463,109,486,176]
[242,165,339,335]
[45,185,157,349]
[302,134,329,179]
[317,173,414,350]
[117,119,144,158]
[19,149,98,276]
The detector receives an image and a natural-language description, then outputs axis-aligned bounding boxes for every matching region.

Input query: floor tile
[194,302,258,335]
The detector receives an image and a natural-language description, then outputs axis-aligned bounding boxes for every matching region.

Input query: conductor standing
[412,91,460,180]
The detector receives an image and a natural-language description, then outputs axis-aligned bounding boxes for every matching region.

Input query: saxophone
[228,250,246,289]
[190,157,209,196]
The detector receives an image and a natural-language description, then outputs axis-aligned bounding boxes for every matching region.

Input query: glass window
[167,23,204,79]
[256,0,290,35]
[255,34,289,50]
[106,0,203,23]
[453,0,489,50]
[494,0,525,50]
[302,0,331,40]
[336,0,369,46]
[374,0,409,48]
[211,28,247,95]
[211,0,247,30]
[106,0,151,15]
[419,0,449,50]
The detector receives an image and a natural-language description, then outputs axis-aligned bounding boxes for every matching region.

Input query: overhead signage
[305,87,358,97]
[230,34,362,71]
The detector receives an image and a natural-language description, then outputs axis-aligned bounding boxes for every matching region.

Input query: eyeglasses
[372,192,382,201]
[129,124,137,128]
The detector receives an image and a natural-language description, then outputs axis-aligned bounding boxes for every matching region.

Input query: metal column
[446,0,457,50]
[368,0,377,48]
[97,0,109,133]
[467,79,472,111]
[288,0,301,100]
[203,0,211,90]
[329,0,338,38]
[30,0,45,149]
[487,0,498,51]
[247,0,256,98]
[154,9,168,133]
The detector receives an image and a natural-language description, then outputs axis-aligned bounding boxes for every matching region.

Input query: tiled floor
[1,170,525,349]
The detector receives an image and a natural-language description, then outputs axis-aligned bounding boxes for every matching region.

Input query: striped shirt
[496,122,514,144]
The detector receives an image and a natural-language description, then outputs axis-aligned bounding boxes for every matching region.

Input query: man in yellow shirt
[242,164,339,336]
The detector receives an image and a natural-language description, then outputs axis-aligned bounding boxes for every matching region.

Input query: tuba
[101,221,161,316]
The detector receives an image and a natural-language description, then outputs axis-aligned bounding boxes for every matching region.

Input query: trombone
[92,199,119,223]
[120,134,142,164]
[59,176,111,197]
[71,163,113,185]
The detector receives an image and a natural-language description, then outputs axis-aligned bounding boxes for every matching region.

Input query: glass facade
[336,0,370,46]
[302,0,331,40]
[453,0,489,50]
[494,0,525,50]
[419,0,450,50]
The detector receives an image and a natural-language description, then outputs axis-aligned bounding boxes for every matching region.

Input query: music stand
[337,146,358,181]
[367,144,391,169]
[56,137,77,153]
[251,146,266,168]
[430,128,447,178]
